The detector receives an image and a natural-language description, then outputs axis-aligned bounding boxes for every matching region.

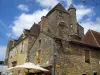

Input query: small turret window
[71,24,73,27]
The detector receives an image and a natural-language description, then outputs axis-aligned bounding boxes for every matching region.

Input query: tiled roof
[68,4,76,10]
[52,37,100,49]
[82,29,100,47]
[69,40,100,50]
[91,30,100,47]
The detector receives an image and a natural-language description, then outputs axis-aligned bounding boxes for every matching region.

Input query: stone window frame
[57,21,67,38]
[36,39,42,63]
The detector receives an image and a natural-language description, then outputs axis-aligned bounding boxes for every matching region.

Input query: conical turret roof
[68,4,76,10]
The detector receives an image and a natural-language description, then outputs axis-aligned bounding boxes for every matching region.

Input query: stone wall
[44,9,84,40]
[27,35,37,62]
[29,33,54,66]
[77,24,84,39]
[47,10,70,39]
[55,41,100,75]
[8,37,29,67]
[29,32,100,75]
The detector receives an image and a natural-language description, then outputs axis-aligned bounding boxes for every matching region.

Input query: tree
[0,61,4,65]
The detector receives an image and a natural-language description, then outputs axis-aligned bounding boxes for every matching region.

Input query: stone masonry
[28,3,100,75]
[6,3,100,75]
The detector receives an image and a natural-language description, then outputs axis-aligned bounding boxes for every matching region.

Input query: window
[21,42,23,53]
[94,72,97,75]
[85,50,90,63]
[82,74,86,75]
[39,39,41,49]
[58,24,64,37]
[36,50,41,63]
[57,21,67,38]
[36,39,41,63]
[12,61,17,67]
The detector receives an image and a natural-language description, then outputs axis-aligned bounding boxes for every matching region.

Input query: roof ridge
[90,29,100,34]
[46,3,67,16]
[90,30,100,47]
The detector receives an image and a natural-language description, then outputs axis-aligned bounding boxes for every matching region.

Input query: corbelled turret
[68,4,78,39]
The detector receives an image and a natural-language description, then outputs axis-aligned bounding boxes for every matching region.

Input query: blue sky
[0,0,100,61]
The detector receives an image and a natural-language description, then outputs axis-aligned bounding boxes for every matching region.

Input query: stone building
[5,23,40,67]
[6,3,100,75]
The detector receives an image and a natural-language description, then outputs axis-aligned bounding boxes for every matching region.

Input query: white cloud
[66,0,72,6]
[36,0,73,8]
[80,18,100,33]
[17,4,29,12]
[0,46,6,61]
[12,9,49,37]
[60,0,72,6]
[12,1,99,37]
[36,0,59,8]
[65,3,98,33]
[75,5,94,22]
[73,4,100,33]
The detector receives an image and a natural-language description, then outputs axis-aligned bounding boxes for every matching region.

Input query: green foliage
[0,61,4,65]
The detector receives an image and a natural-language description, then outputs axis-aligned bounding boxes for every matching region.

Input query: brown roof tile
[91,30,100,47]
[82,29,100,47]
[69,40,100,50]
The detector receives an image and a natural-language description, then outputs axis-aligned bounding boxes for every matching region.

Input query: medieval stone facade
[6,3,100,75]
